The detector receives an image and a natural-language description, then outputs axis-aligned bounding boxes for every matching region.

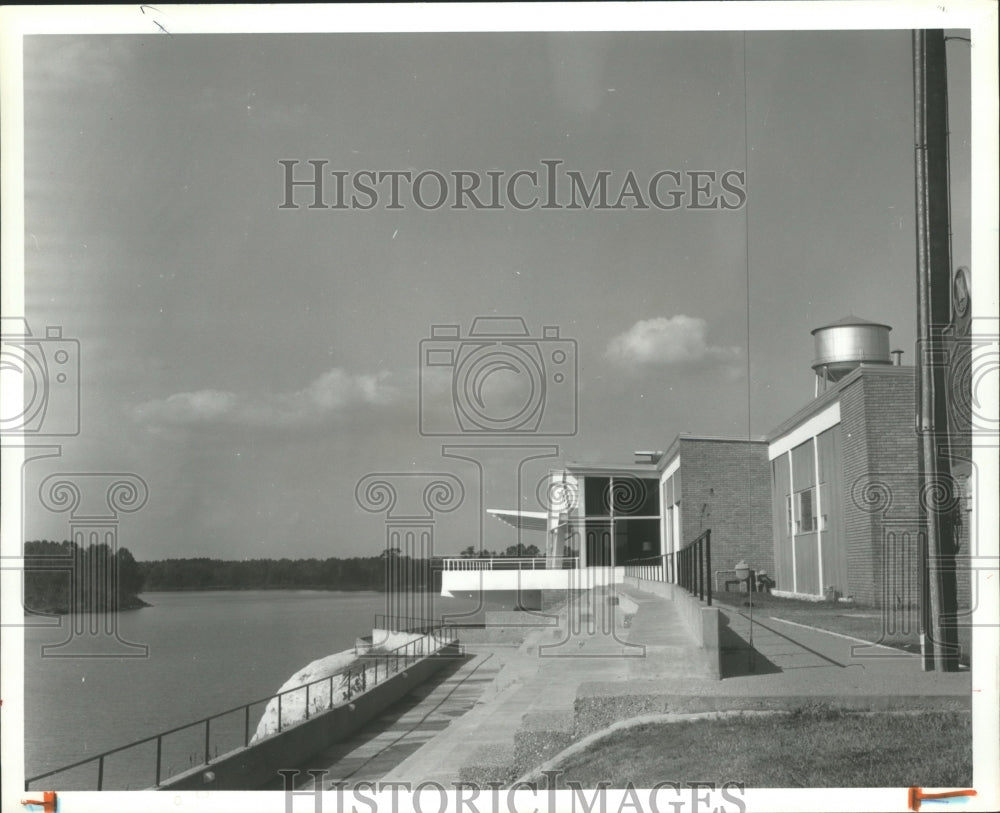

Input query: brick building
[658,437,773,585]
[769,365,916,605]
[545,437,773,582]
[767,362,970,609]
[462,314,972,614]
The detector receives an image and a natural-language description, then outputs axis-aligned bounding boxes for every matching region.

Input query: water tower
[811,315,894,395]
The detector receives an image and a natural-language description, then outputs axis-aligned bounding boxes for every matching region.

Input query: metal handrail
[25,623,460,791]
[623,529,712,606]
[440,556,578,571]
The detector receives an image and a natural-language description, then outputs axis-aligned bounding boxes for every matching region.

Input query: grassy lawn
[712,590,972,664]
[552,709,971,788]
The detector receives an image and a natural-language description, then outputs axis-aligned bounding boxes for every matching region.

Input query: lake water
[23,590,482,789]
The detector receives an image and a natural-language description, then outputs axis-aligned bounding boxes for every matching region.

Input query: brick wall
[836,367,969,610]
[837,373,878,604]
[678,438,773,583]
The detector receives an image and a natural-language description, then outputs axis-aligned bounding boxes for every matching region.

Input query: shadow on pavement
[719,614,782,678]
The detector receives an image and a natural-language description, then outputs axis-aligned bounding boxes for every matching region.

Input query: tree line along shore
[24,541,545,613]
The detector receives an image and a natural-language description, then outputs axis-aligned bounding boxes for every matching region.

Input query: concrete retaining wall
[624,577,721,678]
[157,643,462,791]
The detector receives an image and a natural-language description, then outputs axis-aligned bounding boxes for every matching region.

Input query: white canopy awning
[486,509,548,532]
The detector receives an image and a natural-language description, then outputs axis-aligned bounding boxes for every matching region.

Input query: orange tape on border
[20,791,57,813]
[908,787,977,811]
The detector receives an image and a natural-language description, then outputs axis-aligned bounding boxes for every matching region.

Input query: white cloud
[132,368,398,429]
[605,315,741,370]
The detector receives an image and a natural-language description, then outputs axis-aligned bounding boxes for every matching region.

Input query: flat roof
[553,365,914,476]
[563,461,660,474]
[486,509,549,532]
[660,432,769,467]
[565,433,768,475]
[766,364,914,442]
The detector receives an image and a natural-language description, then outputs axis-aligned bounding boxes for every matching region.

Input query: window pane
[585,519,612,565]
[791,440,816,492]
[799,489,815,532]
[611,477,660,516]
[615,518,660,564]
[583,477,611,516]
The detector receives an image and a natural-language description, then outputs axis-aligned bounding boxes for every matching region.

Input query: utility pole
[912,29,961,672]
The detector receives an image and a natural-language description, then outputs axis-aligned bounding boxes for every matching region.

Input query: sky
[17,28,972,559]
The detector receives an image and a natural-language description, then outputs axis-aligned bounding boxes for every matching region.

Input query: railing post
[361,665,367,692]
[98,755,104,791]
[693,544,697,594]
[306,683,311,720]
[155,735,162,786]
[205,718,211,765]
[705,531,712,606]
[693,544,697,597]
[701,541,706,599]
[244,705,251,747]
[329,674,334,709]
[697,541,704,601]
[278,693,284,730]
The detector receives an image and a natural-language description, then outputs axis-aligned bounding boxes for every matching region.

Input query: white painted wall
[440,566,625,596]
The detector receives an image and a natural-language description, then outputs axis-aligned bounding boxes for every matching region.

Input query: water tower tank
[811,315,892,386]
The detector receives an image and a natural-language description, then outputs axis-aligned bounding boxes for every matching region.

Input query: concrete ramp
[386,585,713,785]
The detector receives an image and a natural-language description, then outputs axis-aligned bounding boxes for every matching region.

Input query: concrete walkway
[381,586,712,785]
[271,583,972,788]
[570,586,971,738]
[603,592,972,699]
[272,650,503,790]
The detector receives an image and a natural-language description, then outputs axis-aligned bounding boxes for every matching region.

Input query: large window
[577,475,661,565]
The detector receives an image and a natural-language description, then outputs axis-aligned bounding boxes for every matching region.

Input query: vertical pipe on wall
[913,28,960,672]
